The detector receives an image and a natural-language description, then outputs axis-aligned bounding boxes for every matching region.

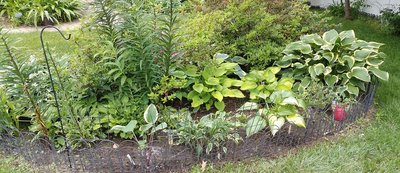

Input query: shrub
[179,0,332,68]
[0,0,82,26]
[381,7,400,35]
[277,30,389,101]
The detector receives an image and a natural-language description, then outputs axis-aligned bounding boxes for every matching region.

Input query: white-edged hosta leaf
[368,67,389,81]
[351,67,371,82]
[324,74,339,87]
[238,102,259,111]
[286,114,306,128]
[269,116,285,136]
[323,29,339,44]
[246,116,266,137]
[144,104,158,124]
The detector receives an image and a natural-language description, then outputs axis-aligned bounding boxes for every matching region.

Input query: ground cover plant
[0,0,394,171]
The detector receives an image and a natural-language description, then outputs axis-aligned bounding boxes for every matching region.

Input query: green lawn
[192,17,400,172]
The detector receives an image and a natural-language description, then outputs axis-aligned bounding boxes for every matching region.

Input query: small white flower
[15,12,23,18]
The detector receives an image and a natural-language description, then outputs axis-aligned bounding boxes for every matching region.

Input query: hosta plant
[277,29,389,99]
[183,54,246,111]
[240,68,306,137]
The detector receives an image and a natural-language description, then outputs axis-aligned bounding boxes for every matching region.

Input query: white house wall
[309,0,400,16]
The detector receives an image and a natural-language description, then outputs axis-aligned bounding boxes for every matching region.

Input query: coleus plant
[277,29,389,99]
[240,67,307,137]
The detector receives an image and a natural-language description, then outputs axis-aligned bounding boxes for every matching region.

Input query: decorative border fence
[0,83,377,173]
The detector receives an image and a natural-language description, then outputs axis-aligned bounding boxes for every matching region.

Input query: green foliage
[179,0,331,68]
[183,54,246,111]
[328,0,369,18]
[0,88,19,131]
[278,30,389,100]
[0,29,49,136]
[111,104,167,149]
[173,111,242,156]
[381,7,400,35]
[0,0,82,26]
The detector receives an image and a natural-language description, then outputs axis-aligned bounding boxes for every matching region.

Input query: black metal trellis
[40,26,72,168]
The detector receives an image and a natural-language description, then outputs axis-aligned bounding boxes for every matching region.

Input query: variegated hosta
[277,29,389,98]
[239,67,307,137]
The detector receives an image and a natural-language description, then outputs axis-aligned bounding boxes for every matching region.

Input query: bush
[0,0,82,26]
[381,7,400,35]
[179,0,332,68]
[277,30,389,101]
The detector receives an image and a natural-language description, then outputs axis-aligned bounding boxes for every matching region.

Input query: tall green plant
[0,29,48,136]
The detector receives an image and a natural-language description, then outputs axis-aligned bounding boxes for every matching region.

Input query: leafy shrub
[381,6,400,35]
[0,0,82,26]
[277,30,389,100]
[179,0,331,68]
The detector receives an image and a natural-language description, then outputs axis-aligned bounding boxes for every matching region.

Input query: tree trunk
[344,0,352,19]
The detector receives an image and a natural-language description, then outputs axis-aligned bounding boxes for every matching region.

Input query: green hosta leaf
[238,102,259,111]
[342,55,355,68]
[313,63,325,76]
[346,84,359,96]
[354,49,373,61]
[366,57,384,66]
[282,97,299,106]
[277,60,291,68]
[214,101,225,111]
[324,74,339,87]
[282,54,300,61]
[246,116,266,137]
[240,81,257,90]
[269,116,285,136]
[185,65,199,77]
[286,114,306,128]
[193,83,204,93]
[144,104,158,124]
[151,122,167,133]
[339,30,356,45]
[284,41,312,54]
[263,70,277,83]
[206,77,220,85]
[368,67,389,81]
[323,29,339,44]
[212,91,223,102]
[301,33,325,45]
[191,96,204,108]
[350,79,366,91]
[222,89,245,98]
[308,66,317,79]
[220,62,238,70]
[293,62,306,69]
[276,78,294,91]
[322,52,335,62]
[214,67,227,77]
[110,120,137,133]
[351,67,371,82]
[171,70,186,79]
[267,67,281,74]
[187,90,198,99]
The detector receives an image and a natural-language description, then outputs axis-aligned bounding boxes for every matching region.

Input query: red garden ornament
[334,105,347,121]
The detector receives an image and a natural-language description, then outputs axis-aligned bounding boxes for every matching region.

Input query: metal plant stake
[40,26,72,168]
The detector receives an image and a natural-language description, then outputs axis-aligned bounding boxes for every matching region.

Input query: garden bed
[0,83,377,173]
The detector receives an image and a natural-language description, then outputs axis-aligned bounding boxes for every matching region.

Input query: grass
[0,152,32,173]
[192,17,400,172]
